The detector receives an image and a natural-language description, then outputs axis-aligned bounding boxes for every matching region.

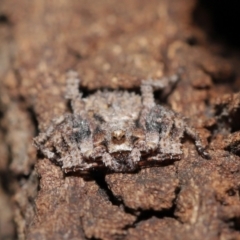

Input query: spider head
[107,123,134,153]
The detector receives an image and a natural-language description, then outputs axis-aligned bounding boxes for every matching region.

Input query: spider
[34,71,210,173]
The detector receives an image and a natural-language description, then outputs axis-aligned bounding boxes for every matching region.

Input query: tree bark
[0,0,240,239]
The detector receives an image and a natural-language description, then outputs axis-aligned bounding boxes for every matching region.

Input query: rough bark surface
[0,0,240,239]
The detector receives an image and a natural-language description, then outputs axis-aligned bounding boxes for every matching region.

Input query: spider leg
[141,74,180,108]
[65,70,86,115]
[102,153,120,171]
[128,148,141,170]
[185,126,211,159]
[33,115,69,161]
[34,115,66,145]
[144,105,184,159]
[54,114,95,172]
[60,125,87,171]
[148,153,182,161]
[139,74,180,129]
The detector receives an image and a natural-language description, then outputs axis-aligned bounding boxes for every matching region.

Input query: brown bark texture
[0,0,240,239]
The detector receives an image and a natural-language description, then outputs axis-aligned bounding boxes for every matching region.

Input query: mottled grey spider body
[34,71,210,173]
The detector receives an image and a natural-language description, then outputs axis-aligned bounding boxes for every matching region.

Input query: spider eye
[132,128,145,140]
[112,130,126,142]
[93,131,106,146]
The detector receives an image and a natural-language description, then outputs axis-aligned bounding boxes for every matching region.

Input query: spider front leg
[145,105,210,160]
[145,105,183,159]
[59,114,99,172]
